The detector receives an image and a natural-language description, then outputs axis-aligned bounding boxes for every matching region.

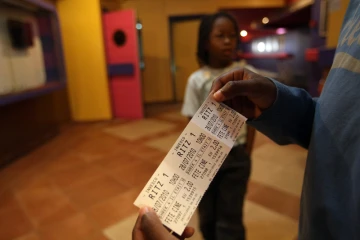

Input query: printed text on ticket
[134,96,247,235]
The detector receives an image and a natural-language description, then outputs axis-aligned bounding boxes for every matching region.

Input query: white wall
[0,8,45,95]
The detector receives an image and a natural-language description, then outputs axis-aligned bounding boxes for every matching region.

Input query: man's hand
[211,68,277,119]
[132,207,195,240]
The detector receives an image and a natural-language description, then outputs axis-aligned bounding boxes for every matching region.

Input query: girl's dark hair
[197,12,239,66]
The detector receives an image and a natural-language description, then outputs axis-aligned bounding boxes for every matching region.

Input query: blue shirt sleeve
[248,79,317,149]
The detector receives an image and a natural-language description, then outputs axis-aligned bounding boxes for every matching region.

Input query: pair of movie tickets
[134,96,247,235]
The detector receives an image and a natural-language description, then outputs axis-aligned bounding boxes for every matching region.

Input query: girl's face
[207,17,238,67]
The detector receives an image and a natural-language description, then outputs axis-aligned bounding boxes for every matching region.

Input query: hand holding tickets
[132,207,195,240]
[212,68,277,118]
[134,95,247,235]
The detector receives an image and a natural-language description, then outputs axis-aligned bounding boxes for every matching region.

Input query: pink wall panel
[109,78,143,119]
[103,10,144,119]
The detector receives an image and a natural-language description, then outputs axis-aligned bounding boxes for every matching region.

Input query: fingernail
[213,90,224,101]
[140,206,150,215]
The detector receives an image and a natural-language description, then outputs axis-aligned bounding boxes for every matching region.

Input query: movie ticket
[134,96,247,235]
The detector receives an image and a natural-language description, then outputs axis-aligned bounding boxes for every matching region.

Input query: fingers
[210,67,277,116]
[211,68,245,94]
[181,227,195,238]
[214,80,255,102]
[132,209,144,240]
[169,226,195,240]
[133,207,168,240]
[212,68,257,102]
[140,208,169,240]
[132,207,149,240]
[133,207,195,240]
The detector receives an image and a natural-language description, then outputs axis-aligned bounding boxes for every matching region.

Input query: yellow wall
[120,0,285,102]
[57,0,112,121]
[326,0,351,48]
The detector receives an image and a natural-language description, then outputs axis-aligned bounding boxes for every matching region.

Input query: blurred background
[0,0,348,239]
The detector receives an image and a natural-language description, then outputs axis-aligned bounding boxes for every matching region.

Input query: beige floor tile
[247,181,300,221]
[268,164,306,196]
[103,214,137,240]
[250,143,307,196]
[250,156,283,186]
[104,119,176,141]
[252,143,307,168]
[250,161,305,196]
[244,201,298,240]
[145,132,182,152]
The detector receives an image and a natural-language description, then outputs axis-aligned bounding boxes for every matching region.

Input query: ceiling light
[276,28,286,35]
[240,30,248,37]
[257,42,265,52]
[266,40,272,52]
[262,17,269,24]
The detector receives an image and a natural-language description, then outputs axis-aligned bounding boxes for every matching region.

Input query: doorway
[169,15,205,102]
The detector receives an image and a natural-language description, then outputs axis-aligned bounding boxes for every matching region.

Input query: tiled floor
[0,108,307,240]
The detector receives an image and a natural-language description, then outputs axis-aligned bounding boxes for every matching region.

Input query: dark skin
[212,68,277,118]
[132,207,195,240]
[207,17,238,69]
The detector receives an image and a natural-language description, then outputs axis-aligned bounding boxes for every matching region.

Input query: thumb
[140,208,170,240]
[213,80,255,102]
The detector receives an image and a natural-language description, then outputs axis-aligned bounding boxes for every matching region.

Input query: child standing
[182,12,255,240]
